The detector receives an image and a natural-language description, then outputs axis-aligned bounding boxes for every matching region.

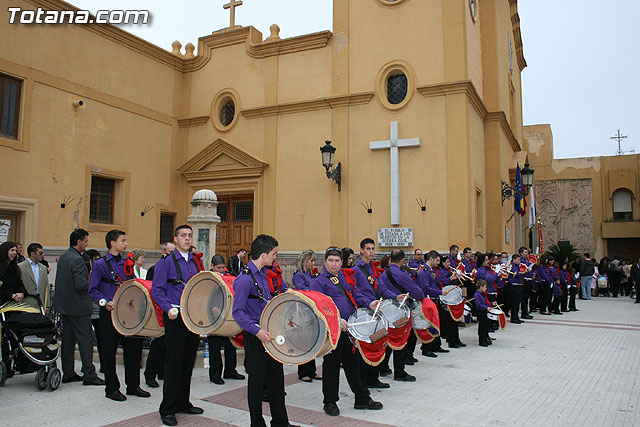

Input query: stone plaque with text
[377,227,413,247]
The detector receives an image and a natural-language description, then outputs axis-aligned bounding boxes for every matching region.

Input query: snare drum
[180,271,241,336]
[378,299,410,329]
[348,307,388,366]
[111,279,164,338]
[411,298,441,344]
[439,285,464,306]
[488,307,502,321]
[260,290,340,365]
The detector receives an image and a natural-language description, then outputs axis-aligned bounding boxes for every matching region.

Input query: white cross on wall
[370,121,420,225]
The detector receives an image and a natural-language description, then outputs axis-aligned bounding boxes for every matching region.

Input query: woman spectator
[291,250,317,291]
[131,249,147,280]
[341,247,355,268]
[0,241,26,305]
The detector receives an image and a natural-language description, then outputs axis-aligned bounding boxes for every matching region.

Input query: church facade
[1,0,529,265]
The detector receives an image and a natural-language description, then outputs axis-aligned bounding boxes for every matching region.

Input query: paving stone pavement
[1,296,639,426]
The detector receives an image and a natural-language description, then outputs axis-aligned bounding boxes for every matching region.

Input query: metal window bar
[387,73,408,105]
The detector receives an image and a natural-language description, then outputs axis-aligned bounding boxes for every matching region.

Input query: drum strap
[385,269,408,295]
[357,264,381,299]
[105,257,134,285]
[171,252,202,285]
[246,268,275,303]
[331,276,358,310]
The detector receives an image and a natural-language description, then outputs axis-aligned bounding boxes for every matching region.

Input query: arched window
[612,189,633,221]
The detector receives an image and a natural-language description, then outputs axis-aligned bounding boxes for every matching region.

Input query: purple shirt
[520,257,534,280]
[292,270,313,290]
[476,266,497,293]
[89,253,133,303]
[378,264,425,301]
[474,290,491,311]
[461,258,475,273]
[151,249,200,314]
[510,263,524,285]
[232,260,289,337]
[416,265,442,298]
[353,260,382,300]
[310,268,374,320]
[448,254,459,268]
[434,268,453,288]
[407,259,424,270]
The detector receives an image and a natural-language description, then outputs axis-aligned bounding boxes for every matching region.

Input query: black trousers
[244,331,289,427]
[442,305,461,345]
[511,284,523,322]
[99,307,143,394]
[60,314,98,381]
[610,274,620,297]
[298,359,317,379]
[522,280,532,317]
[477,310,489,342]
[635,283,640,303]
[323,333,370,406]
[92,317,104,372]
[464,280,477,315]
[560,285,569,311]
[487,294,498,329]
[207,335,238,380]
[159,314,199,417]
[405,331,417,359]
[569,287,578,310]
[144,336,165,380]
[378,345,407,377]
[360,354,381,385]
[530,288,538,312]
[550,294,561,313]
[538,282,551,313]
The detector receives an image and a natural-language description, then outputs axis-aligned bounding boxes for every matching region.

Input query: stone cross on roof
[223,0,243,28]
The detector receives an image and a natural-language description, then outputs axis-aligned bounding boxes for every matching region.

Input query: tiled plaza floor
[1,296,638,426]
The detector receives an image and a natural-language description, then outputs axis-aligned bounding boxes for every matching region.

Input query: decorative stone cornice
[25,1,332,74]
[417,80,521,152]
[509,0,527,71]
[241,93,374,119]
[177,116,210,128]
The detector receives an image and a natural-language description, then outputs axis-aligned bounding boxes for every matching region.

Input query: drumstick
[348,319,377,327]
[398,294,409,308]
[371,298,383,319]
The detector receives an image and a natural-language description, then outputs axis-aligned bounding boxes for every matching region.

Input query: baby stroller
[0,298,61,391]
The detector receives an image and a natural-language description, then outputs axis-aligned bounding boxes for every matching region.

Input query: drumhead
[378,299,410,329]
[261,292,327,365]
[112,280,151,336]
[181,272,229,335]
[411,305,429,330]
[439,285,464,305]
[348,308,387,343]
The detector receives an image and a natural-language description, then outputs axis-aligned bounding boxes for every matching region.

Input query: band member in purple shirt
[292,249,320,382]
[89,230,148,402]
[474,280,494,347]
[377,249,423,382]
[518,247,535,320]
[448,245,460,268]
[407,248,425,273]
[509,254,525,324]
[152,225,204,426]
[310,247,383,417]
[231,235,298,427]
[416,250,450,357]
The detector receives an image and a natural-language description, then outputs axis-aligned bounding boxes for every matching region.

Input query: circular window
[387,72,408,105]
[219,99,235,127]
[211,88,240,132]
[375,61,415,111]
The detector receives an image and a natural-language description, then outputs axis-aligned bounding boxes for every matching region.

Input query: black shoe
[83,377,105,386]
[422,351,437,358]
[489,336,497,340]
[145,375,160,388]
[456,341,467,347]
[434,347,450,353]
[510,320,523,324]
[210,377,225,385]
[354,399,383,410]
[126,386,151,398]
[223,372,245,380]
[522,315,533,319]
[448,343,461,349]
[161,415,177,426]
[323,402,340,416]
[380,368,393,376]
[404,358,414,365]
[105,390,127,401]
[394,373,416,382]
[540,312,551,315]
[367,380,390,389]
[299,376,312,383]
[311,375,323,381]
[479,341,489,347]
[486,339,493,345]
[408,355,418,363]
[62,374,83,384]
[177,406,204,415]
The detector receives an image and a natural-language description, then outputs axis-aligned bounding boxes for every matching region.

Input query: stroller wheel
[47,367,61,391]
[35,368,47,390]
[0,361,7,386]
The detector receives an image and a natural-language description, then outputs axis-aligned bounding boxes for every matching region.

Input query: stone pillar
[187,189,221,270]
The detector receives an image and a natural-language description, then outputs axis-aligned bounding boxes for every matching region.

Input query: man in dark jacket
[630,259,640,304]
[54,229,104,386]
[579,253,595,300]
[227,248,246,276]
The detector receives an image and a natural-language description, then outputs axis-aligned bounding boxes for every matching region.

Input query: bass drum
[260,290,340,365]
[111,279,164,338]
[180,271,241,336]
